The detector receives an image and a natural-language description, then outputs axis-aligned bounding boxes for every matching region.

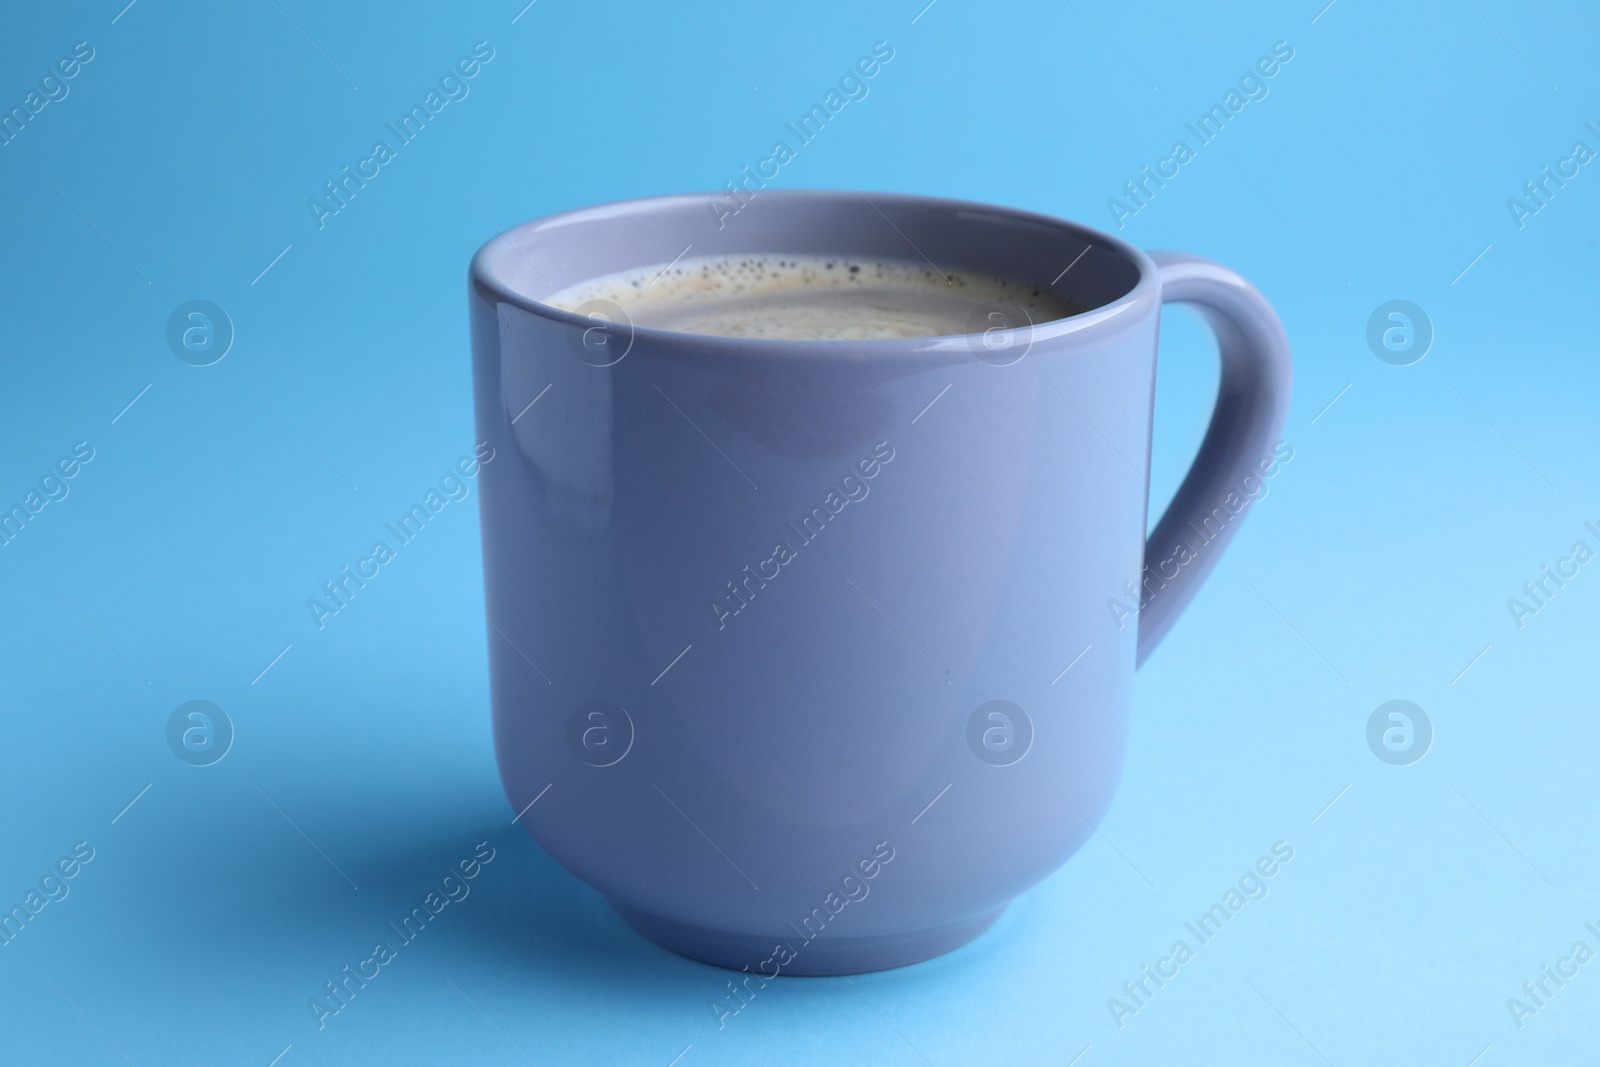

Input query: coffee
[546,254,1086,341]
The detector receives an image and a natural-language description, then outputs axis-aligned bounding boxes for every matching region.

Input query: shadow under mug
[468,190,1291,975]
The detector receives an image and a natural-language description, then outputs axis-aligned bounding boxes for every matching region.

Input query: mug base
[609,901,1007,976]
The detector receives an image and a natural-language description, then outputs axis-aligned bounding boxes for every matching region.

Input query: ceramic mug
[468,190,1290,975]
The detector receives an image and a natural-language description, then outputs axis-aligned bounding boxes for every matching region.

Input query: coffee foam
[545,254,1087,341]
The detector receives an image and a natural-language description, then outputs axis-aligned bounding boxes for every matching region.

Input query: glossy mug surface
[467,190,1291,975]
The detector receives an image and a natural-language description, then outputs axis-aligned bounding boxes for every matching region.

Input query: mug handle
[1136,251,1293,666]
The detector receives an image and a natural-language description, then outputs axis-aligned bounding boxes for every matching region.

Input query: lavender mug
[468,190,1290,976]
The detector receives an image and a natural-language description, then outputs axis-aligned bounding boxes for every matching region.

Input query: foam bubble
[545,254,1087,340]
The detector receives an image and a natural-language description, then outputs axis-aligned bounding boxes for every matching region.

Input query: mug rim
[469,188,1161,358]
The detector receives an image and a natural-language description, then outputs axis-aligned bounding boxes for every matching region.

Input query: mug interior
[474,189,1147,330]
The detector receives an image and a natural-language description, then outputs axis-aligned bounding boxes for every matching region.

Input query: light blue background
[2,0,1597,1063]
